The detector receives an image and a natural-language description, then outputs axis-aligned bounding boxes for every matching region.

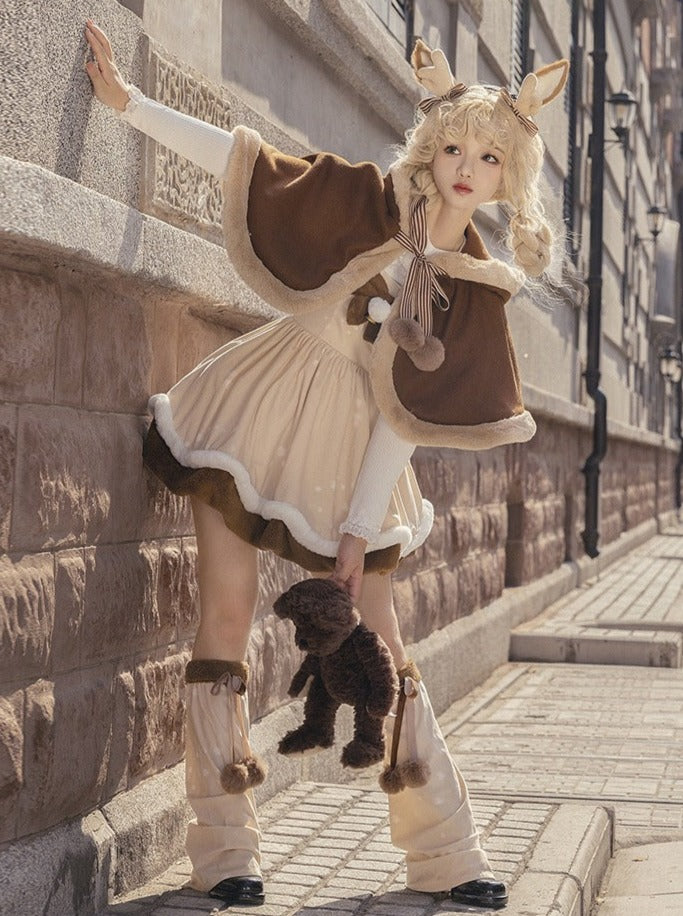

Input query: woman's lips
[453,184,473,193]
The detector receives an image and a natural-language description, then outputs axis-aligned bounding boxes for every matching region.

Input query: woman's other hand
[332,533,367,604]
[84,19,130,111]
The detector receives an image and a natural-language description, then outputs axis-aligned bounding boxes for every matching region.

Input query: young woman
[85,19,567,911]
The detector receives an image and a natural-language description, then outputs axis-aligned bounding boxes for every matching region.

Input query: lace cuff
[338,520,378,543]
[116,84,145,122]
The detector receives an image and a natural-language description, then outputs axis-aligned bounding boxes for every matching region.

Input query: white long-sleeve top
[119,89,417,545]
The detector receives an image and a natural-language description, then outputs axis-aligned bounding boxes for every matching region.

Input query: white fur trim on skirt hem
[150,393,434,559]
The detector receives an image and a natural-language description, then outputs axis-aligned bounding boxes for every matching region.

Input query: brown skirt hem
[143,422,401,575]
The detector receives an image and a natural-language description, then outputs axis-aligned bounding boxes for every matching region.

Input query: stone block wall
[0,258,211,845]
[3,242,676,852]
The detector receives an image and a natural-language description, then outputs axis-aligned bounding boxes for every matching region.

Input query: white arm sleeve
[117,86,234,178]
[339,416,415,544]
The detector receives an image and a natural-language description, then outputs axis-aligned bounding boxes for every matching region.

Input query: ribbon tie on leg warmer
[379,659,430,793]
[186,659,267,793]
[389,196,449,372]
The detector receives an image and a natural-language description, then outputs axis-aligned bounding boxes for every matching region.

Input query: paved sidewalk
[103,527,683,916]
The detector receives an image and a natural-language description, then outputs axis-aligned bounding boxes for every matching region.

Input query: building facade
[0,0,681,912]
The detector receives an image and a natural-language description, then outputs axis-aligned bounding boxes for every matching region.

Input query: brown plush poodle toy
[274,579,398,768]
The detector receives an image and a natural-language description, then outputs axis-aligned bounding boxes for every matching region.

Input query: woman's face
[430,133,505,213]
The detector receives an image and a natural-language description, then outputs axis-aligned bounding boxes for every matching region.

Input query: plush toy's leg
[342,704,386,768]
[184,659,266,902]
[279,676,340,755]
[384,662,495,894]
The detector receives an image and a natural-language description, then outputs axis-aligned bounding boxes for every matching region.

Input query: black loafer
[450,878,508,909]
[208,875,265,906]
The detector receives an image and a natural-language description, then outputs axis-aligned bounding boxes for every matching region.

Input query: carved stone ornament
[144,47,231,240]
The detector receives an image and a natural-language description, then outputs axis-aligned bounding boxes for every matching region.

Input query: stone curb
[513,805,614,915]
[0,517,663,913]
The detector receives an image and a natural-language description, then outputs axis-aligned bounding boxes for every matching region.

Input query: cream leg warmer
[184,660,266,892]
[383,665,493,892]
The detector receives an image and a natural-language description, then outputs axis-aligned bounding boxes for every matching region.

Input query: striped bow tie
[394,195,450,340]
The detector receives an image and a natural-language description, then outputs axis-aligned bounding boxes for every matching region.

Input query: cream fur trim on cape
[221,126,526,315]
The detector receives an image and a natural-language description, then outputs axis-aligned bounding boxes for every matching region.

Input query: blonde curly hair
[395,86,553,277]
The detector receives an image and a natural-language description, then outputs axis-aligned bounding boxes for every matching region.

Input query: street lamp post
[647,204,668,239]
[607,89,638,150]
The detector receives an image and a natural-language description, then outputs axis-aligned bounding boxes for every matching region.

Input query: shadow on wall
[55,33,98,182]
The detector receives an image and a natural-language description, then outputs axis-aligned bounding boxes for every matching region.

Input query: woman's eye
[484,153,500,164]
[445,145,460,154]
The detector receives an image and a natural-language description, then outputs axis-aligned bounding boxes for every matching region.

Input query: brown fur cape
[221,126,536,451]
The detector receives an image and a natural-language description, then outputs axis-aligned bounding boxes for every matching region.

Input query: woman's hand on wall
[332,534,367,604]
[84,19,131,111]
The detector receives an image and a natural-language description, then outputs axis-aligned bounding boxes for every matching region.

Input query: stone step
[507,538,683,668]
[509,625,683,667]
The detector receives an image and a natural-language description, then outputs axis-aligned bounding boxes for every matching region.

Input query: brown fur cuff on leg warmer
[186,659,250,685]
[396,659,421,683]
[186,660,267,793]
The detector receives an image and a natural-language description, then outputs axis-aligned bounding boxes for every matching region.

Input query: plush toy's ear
[411,38,456,97]
[516,59,569,117]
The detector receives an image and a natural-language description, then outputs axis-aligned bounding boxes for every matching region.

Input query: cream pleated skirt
[144,302,433,573]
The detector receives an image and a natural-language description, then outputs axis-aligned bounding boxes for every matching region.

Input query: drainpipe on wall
[676,343,683,514]
[404,0,415,60]
[582,0,608,559]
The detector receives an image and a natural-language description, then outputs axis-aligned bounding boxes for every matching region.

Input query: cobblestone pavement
[107,786,563,916]
[104,528,683,915]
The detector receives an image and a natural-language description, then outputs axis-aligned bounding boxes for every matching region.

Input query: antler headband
[411,39,569,138]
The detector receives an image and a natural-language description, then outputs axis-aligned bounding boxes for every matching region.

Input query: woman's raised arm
[84,20,234,178]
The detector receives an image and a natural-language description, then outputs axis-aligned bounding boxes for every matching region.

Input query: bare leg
[190,496,258,660]
[184,498,263,899]
[356,572,408,669]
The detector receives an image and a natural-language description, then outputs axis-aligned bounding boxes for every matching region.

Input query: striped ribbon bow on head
[417,82,468,116]
[394,195,450,341]
[498,88,539,137]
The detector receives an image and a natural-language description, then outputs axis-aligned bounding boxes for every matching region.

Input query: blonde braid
[509,209,553,277]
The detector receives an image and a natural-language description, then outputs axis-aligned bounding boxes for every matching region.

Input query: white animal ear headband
[411,39,569,136]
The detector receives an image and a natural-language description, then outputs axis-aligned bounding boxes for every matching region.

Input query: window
[366,0,410,48]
